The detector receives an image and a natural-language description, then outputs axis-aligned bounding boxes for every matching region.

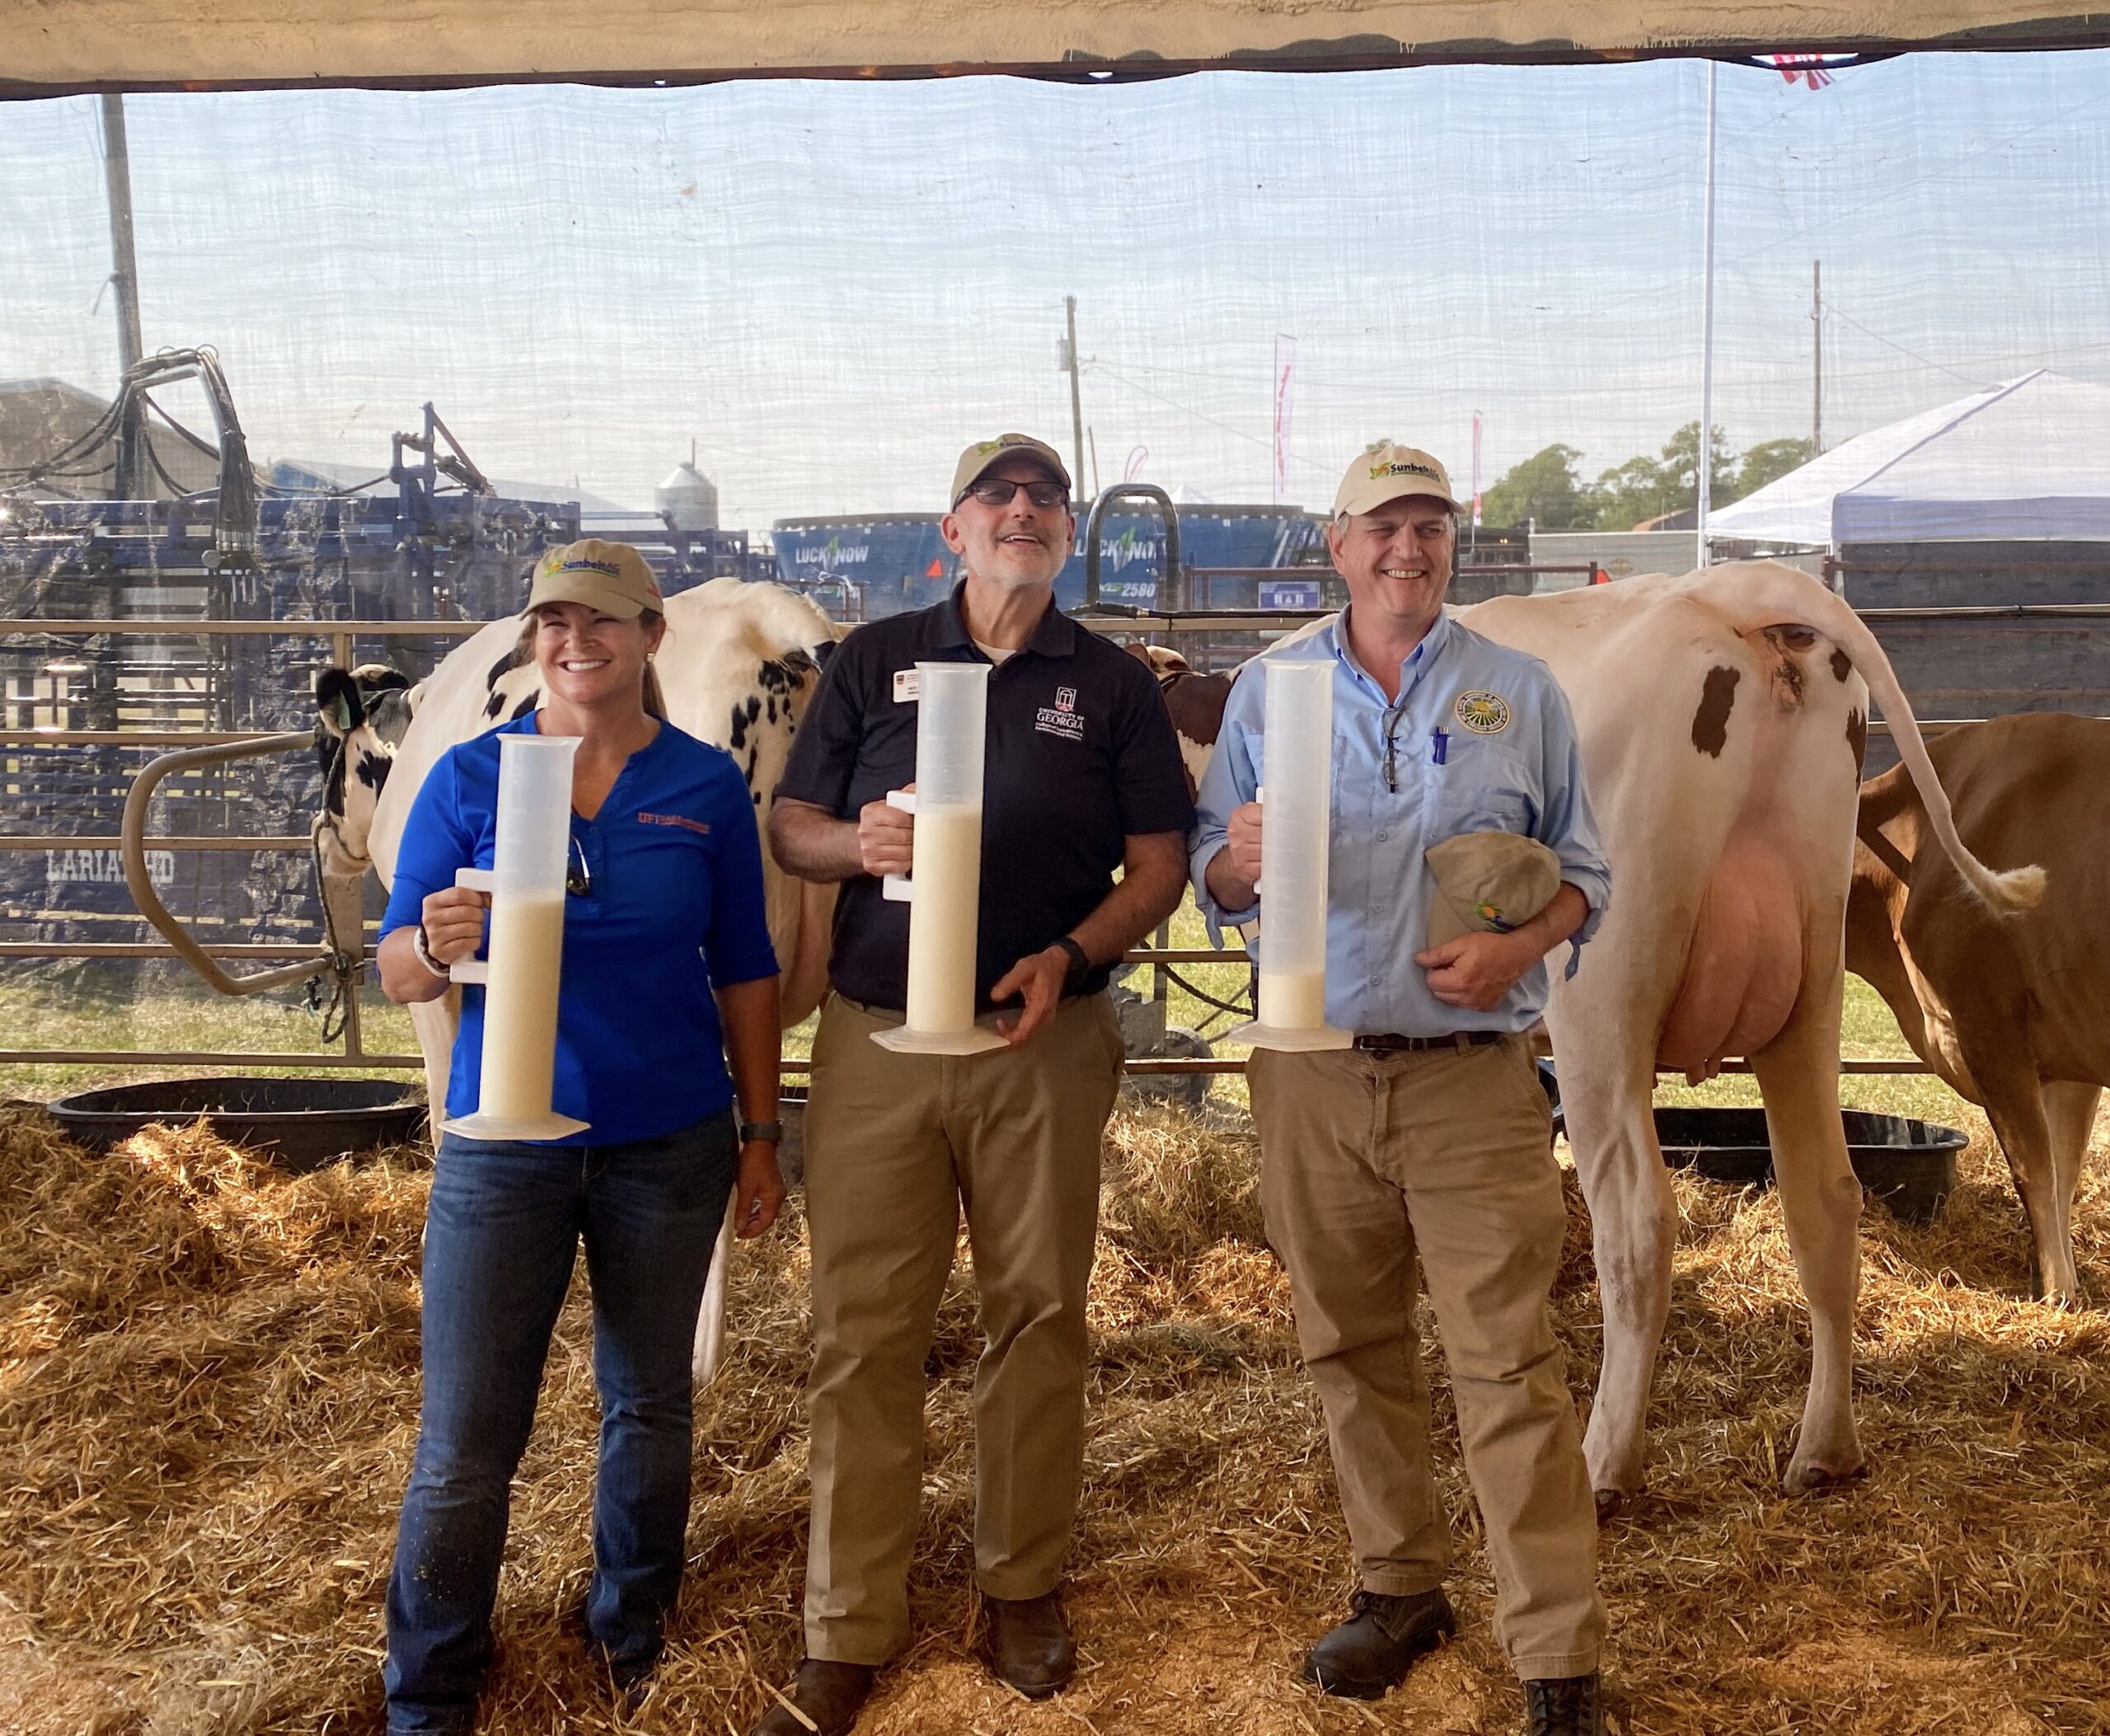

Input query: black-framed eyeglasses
[958,478,1070,511]
[566,835,591,898]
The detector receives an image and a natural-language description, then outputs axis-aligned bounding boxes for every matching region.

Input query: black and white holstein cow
[312,576,844,1383]
[1202,561,2042,1509]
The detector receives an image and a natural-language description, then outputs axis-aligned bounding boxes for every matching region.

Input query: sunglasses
[567,835,591,898]
[958,478,1070,511]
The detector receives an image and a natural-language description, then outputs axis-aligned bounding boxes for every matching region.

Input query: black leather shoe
[979,1589,1076,1698]
[1523,1671,1608,1735]
[751,1659,876,1736]
[1300,1588,1457,1698]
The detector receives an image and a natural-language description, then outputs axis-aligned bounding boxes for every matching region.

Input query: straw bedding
[0,1097,2104,1734]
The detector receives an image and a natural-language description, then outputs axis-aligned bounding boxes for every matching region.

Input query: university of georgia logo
[1454,690,1511,734]
[1036,685,1086,742]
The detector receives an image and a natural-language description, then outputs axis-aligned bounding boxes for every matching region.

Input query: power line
[1085,361,1340,482]
[1824,305,1994,389]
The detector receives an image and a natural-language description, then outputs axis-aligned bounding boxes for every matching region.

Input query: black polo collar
[932,579,1080,660]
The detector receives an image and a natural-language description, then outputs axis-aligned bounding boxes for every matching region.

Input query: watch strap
[738,1119,783,1144]
[1054,933,1091,992]
[411,923,448,978]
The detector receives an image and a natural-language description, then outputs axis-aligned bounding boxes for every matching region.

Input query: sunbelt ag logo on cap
[1369,458,1441,483]
[560,556,625,579]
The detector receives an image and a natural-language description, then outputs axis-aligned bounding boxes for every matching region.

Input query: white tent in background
[1709,370,2110,548]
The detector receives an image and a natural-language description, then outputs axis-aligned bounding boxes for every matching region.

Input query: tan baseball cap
[1424,831,1562,950]
[949,433,1073,507]
[525,538,663,619]
[1334,442,1463,519]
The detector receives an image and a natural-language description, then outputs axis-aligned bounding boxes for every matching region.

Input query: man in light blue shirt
[1192,443,1613,1736]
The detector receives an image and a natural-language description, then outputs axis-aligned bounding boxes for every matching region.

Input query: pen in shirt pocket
[1430,729,1448,766]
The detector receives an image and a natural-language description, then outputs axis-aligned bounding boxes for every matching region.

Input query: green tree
[1480,443,1594,531]
[1591,422,1737,528]
[1588,455,1674,531]
[1657,421,1740,504]
[1735,436,1816,499]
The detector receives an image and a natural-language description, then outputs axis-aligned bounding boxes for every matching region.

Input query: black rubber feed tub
[48,1077,426,1172]
[1655,1107,1966,1224]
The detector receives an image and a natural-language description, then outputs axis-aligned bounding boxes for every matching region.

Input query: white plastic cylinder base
[443,1107,593,1141]
[1227,1018,1353,1053]
[870,1021,1010,1056]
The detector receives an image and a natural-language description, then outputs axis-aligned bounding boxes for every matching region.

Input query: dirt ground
[0,1095,2105,1735]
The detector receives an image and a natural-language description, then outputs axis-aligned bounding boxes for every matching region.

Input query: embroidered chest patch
[1453,690,1511,734]
[1034,687,1086,742]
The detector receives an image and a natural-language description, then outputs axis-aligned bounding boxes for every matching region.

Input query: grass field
[2,894,1975,1136]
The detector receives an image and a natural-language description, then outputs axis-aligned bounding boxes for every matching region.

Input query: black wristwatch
[738,1119,782,1144]
[1053,934,1092,994]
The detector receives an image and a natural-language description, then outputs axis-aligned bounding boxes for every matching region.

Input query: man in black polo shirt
[753,433,1193,1736]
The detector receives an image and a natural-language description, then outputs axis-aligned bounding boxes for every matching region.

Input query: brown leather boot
[750,1659,875,1736]
[979,1589,1076,1698]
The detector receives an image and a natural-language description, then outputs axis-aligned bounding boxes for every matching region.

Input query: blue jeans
[382,1114,738,1735]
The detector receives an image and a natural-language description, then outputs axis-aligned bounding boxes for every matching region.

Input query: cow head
[1125,640,1228,802]
[312,664,420,875]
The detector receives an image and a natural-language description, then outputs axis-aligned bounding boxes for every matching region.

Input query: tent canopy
[6,0,2110,96]
[1708,370,2110,547]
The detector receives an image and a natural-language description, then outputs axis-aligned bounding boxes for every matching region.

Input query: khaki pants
[799,991,1125,1665]
[1248,1033,1604,1680]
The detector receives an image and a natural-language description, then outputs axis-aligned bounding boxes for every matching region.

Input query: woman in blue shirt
[374,540,785,1736]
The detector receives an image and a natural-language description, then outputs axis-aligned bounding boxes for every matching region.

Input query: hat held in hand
[1424,832,1562,950]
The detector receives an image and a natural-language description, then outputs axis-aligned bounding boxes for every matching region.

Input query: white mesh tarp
[6,53,2108,533]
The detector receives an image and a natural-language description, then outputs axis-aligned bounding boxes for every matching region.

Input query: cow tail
[1709,564,2046,916]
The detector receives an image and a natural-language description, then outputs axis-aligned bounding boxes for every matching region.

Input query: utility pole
[1063,297,1086,498]
[101,92,147,500]
[1811,260,1824,456]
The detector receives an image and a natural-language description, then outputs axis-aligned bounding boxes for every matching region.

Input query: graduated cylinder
[446,730,591,1139]
[875,661,1007,1055]
[1233,659,1351,1053]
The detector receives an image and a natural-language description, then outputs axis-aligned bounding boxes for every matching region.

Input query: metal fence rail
[0,608,1998,1086]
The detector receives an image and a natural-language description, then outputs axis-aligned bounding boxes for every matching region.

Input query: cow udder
[1656,834,1804,1083]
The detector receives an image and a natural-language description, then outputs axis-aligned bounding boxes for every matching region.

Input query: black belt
[1353,1030,1507,1053]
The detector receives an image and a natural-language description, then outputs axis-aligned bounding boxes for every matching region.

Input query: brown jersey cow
[1848,712,2102,1304]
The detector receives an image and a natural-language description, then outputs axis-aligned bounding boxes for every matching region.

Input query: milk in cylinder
[1229,659,1352,1052]
[903,805,983,1033]
[870,659,1006,1056]
[476,892,566,1118]
[444,730,589,1139]
[1259,969,1328,1031]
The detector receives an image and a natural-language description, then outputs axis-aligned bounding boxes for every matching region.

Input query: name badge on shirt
[893,669,920,703]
